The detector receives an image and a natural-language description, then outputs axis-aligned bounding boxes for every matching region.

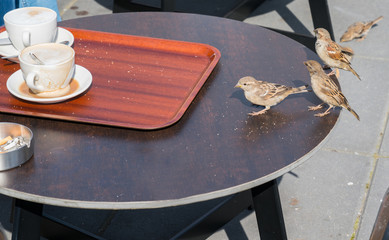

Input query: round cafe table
[0,12,339,239]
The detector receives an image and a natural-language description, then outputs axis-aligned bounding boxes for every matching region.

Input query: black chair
[370,187,389,240]
[112,0,334,51]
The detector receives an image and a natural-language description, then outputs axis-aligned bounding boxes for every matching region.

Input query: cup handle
[26,72,45,92]
[22,31,31,47]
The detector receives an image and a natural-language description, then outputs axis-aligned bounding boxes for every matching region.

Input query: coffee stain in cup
[19,79,80,98]
[28,10,41,17]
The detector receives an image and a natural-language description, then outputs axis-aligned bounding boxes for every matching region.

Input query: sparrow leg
[308,103,324,111]
[314,106,333,117]
[357,35,367,42]
[326,69,340,78]
[248,106,270,116]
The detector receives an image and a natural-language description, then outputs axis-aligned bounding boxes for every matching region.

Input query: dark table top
[0,12,339,209]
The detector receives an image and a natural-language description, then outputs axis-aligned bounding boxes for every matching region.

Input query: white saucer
[0,27,74,57]
[7,65,92,104]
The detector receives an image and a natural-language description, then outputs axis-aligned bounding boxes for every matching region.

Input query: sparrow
[340,16,384,42]
[234,76,310,116]
[314,28,361,80]
[303,60,360,120]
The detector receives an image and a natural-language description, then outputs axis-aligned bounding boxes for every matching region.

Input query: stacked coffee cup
[3,7,75,97]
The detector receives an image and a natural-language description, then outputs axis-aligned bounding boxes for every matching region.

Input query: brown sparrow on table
[314,28,361,81]
[340,16,384,42]
[235,76,310,116]
[303,60,360,120]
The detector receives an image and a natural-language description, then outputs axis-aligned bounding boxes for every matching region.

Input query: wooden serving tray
[0,28,221,129]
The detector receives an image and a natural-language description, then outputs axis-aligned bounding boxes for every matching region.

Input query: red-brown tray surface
[0,27,221,129]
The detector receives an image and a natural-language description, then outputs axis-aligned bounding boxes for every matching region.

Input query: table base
[172,179,287,240]
[11,200,102,240]
[10,179,287,240]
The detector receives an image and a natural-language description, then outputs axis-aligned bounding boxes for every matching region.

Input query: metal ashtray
[0,122,34,171]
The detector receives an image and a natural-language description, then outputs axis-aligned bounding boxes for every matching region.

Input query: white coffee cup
[18,43,75,97]
[4,7,57,51]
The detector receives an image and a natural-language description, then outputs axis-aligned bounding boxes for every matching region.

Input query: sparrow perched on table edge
[314,28,361,81]
[340,16,384,42]
[234,76,310,116]
[303,60,360,120]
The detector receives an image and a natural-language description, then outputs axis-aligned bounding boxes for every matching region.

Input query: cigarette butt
[0,136,12,146]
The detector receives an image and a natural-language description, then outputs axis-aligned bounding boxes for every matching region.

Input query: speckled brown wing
[319,75,359,120]
[349,22,365,36]
[248,81,268,98]
[318,75,346,106]
[326,41,351,64]
[260,83,291,100]
[340,46,354,56]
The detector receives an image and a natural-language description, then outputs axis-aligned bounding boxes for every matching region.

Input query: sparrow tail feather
[348,66,361,80]
[347,106,360,121]
[366,16,384,29]
[371,16,384,26]
[292,85,311,94]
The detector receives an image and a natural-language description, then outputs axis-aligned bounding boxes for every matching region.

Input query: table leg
[113,0,161,12]
[171,191,253,240]
[224,0,266,21]
[11,199,103,240]
[161,0,175,12]
[12,199,42,240]
[172,179,288,240]
[251,179,287,240]
[308,0,335,40]
[113,0,175,13]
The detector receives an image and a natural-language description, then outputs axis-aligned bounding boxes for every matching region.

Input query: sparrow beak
[303,61,312,71]
[234,83,241,88]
